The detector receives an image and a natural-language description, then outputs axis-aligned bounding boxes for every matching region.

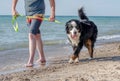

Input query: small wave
[44,40,66,45]
[97,35,120,40]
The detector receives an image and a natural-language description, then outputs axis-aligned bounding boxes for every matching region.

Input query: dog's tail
[78,7,89,21]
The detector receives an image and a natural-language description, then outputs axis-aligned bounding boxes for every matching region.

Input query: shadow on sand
[50,55,120,65]
[80,55,120,62]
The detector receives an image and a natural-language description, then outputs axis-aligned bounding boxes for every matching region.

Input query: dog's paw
[88,57,93,60]
[68,58,74,64]
[74,57,79,63]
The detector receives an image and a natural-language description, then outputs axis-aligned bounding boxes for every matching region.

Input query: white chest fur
[68,34,80,46]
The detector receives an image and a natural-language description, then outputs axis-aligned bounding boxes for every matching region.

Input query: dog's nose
[74,32,77,35]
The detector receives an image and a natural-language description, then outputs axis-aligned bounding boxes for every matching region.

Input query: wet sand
[0,44,71,74]
[0,42,120,81]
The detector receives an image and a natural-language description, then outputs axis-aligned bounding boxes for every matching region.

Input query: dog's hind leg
[85,39,93,59]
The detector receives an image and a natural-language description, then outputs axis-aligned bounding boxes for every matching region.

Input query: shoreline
[0,42,120,81]
[0,44,72,75]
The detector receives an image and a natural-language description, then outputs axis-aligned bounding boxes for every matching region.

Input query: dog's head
[65,19,82,40]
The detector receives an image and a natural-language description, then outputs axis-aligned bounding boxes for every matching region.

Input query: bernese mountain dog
[65,7,98,63]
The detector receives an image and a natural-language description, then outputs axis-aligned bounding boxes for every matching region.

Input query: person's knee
[29,33,41,40]
[29,33,36,39]
[35,34,41,40]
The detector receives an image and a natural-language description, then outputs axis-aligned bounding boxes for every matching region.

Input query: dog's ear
[65,22,70,34]
[65,22,68,27]
[65,21,71,27]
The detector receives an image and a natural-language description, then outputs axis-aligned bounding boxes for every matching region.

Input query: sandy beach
[0,42,120,81]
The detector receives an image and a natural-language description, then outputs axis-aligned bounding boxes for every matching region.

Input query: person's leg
[26,33,36,67]
[25,19,39,67]
[36,34,46,63]
[26,18,46,67]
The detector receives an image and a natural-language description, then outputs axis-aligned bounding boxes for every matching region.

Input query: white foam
[97,35,120,40]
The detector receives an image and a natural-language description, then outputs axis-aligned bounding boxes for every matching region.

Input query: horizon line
[0,15,120,17]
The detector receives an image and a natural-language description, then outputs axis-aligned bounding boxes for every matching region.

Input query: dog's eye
[76,26,81,31]
[76,26,79,29]
[69,26,73,30]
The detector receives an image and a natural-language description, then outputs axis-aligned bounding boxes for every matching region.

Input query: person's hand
[12,9,19,17]
[49,15,55,22]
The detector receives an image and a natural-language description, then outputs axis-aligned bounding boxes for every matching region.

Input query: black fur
[65,7,98,62]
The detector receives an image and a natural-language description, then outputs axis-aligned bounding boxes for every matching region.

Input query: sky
[0,0,120,16]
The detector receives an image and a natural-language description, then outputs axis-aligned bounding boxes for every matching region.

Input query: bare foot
[25,63,33,67]
[36,59,46,65]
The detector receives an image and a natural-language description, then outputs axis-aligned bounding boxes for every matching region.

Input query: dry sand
[0,42,120,81]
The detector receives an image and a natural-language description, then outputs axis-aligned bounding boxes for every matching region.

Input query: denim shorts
[27,18,42,35]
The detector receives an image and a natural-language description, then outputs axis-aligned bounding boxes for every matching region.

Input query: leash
[12,15,61,32]
[12,15,20,32]
[27,16,61,24]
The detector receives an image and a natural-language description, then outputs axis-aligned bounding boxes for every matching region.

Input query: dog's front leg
[69,42,83,63]
[69,46,78,63]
